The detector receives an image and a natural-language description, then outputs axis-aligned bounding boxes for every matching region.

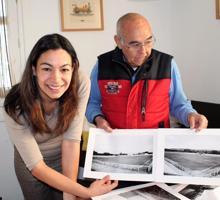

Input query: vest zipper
[141,80,148,121]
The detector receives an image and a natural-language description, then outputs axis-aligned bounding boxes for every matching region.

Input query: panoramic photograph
[84,128,220,185]
[91,131,153,174]
[163,134,220,178]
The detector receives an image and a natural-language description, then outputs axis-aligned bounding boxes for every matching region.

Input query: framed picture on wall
[60,0,104,31]
[216,0,220,19]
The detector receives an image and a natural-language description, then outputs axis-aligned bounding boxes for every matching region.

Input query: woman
[4,33,117,200]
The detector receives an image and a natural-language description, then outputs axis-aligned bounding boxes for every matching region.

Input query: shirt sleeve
[3,110,43,171]
[169,59,196,127]
[85,61,103,123]
[63,70,91,141]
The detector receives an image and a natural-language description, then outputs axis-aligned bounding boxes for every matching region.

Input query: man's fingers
[104,125,113,133]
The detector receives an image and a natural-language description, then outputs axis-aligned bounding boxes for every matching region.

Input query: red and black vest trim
[97,47,173,129]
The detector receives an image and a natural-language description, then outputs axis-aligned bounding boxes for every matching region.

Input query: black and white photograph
[161,129,220,185]
[84,128,156,181]
[92,183,190,200]
[178,184,218,200]
[84,128,220,185]
[168,184,220,200]
[91,132,153,174]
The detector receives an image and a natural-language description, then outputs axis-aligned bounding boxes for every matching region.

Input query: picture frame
[60,0,104,31]
[216,0,220,19]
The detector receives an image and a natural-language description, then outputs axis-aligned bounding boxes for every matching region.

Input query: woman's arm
[31,160,88,197]
[4,105,117,199]
[61,70,90,200]
[62,140,80,200]
[31,159,117,198]
[62,140,80,181]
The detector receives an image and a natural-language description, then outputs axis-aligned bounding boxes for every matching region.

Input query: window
[0,0,11,97]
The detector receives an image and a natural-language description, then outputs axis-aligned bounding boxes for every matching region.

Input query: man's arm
[85,61,103,123]
[169,59,208,130]
[85,61,112,132]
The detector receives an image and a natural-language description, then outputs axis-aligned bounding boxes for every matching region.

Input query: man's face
[115,18,154,67]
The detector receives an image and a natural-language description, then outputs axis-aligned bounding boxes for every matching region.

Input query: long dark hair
[4,33,79,134]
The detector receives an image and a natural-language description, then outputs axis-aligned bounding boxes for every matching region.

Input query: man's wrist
[93,114,105,125]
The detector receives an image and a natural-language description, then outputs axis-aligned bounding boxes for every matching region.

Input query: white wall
[10,0,173,78]
[8,0,220,103]
[1,0,220,199]
[170,0,220,104]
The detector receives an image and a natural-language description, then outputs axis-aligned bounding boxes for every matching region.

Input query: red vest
[98,48,172,129]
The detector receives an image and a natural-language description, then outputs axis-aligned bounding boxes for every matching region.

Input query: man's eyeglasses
[122,35,156,50]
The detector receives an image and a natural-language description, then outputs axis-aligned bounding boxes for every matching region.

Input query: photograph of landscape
[164,134,220,178]
[84,128,220,185]
[91,130,153,174]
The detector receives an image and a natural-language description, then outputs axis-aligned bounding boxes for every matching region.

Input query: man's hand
[188,112,208,131]
[95,116,112,132]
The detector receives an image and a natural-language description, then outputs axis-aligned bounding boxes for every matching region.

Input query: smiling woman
[3,33,117,200]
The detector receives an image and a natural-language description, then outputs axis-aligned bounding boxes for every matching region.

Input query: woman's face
[33,49,73,103]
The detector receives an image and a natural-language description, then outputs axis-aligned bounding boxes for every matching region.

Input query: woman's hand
[88,175,118,197]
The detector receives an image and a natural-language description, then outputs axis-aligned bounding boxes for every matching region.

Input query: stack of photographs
[83,128,220,199]
[92,183,219,200]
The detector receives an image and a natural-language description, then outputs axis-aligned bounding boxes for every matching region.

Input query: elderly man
[86,13,208,132]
